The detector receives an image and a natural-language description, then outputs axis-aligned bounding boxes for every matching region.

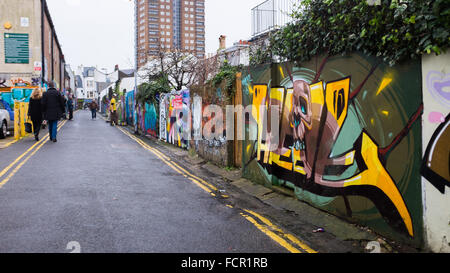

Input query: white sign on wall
[20,17,29,27]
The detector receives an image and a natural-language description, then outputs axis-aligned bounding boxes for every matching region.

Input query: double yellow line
[0,120,67,189]
[116,126,318,254]
[117,127,218,194]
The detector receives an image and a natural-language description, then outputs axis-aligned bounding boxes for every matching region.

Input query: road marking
[0,120,67,189]
[116,125,318,254]
[0,139,18,149]
[244,209,318,253]
[117,127,217,193]
[240,213,302,253]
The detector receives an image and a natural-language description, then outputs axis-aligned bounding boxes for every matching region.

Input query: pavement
[0,110,414,253]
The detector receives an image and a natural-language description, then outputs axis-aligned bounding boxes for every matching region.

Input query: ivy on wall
[268,0,449,66]
[210,60,241,98]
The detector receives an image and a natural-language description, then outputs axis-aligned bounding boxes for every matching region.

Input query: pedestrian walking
[110,95,118,126]
[41,81,65,143]
[67,90,74,121]
[62,95,68,120]
[27,88,43,141]
[89,100,99,120]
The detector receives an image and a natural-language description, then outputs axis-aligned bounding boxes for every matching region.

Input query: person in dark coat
[67,90,74,120]
[89,100,98,120]
[28,88,43,141]
[41,82,65,143]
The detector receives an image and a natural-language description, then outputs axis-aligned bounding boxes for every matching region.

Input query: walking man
[41,81,65,143]
[89,100,98,120]
[110,95,118,126]
[67,90,74,121]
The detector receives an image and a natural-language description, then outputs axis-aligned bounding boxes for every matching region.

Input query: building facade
[0,0,67,92]
[135,0,205,69]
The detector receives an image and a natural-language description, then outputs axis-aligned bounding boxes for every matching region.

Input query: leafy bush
[270,0,450,66]
[136,75,171,104]
[210,60,241,97]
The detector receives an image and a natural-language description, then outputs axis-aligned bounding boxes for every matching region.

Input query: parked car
[0,99,14,139]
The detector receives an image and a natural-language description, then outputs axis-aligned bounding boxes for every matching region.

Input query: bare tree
[191,53,220,86]
[138,45,199,91]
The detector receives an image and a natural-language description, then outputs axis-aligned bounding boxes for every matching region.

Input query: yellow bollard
[19,102,26,137]
[23,102,30,134]
[14,102,20,140]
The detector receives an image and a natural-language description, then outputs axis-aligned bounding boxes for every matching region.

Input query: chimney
[219,35,226,50]
[114,64,119,71]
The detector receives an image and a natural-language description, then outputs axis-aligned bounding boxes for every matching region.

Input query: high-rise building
[135,0,206,69]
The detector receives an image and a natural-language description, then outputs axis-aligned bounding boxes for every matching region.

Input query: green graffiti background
[241,53,423,245]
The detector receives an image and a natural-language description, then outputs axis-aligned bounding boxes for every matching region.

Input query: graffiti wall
[125,91,134,125]
[241,53,424,245]
[160,90,190,148]
[421,52,450,252]
[189,84,232,167]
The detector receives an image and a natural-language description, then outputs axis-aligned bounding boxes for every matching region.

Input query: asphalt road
[0,110,290,253]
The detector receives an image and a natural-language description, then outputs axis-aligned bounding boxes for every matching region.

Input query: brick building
[135,0,206,69]
[0,0,67,92]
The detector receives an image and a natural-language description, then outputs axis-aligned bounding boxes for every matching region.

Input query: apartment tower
[135,0,206,69]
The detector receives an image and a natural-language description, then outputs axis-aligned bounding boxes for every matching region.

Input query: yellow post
[14,101,20,140]
[19,102,26,137]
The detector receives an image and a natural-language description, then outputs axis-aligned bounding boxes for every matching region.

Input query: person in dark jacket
[67,90,74,121]
[89,100,98,120]
[28,88,43,141]
[41,82,65,143]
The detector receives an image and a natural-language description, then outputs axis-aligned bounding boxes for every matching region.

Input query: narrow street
[0,110,302,253]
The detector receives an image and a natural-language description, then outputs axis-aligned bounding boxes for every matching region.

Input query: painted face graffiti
[291,80,312,153]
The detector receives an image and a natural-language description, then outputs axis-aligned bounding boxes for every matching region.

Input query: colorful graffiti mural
[422,113,450,194]
[160,90,190,148]
[241,54,424,242]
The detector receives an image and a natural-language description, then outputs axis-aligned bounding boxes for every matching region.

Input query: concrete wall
[0,0,42,86]
[421,52,450,252]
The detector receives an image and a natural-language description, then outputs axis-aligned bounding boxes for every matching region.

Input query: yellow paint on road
[116,125,318,254]
[244,209,318,253]
[117,127,217,193]
[0,120,67,189]
[0,139,18,149]
[240,213,302,253]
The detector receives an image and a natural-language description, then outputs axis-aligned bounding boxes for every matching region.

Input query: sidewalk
[123,126,420,253]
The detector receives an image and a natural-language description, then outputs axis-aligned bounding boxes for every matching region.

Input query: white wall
[422,51,450,253]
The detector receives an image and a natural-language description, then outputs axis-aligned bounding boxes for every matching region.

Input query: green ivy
[210,60,240,97]
[136,74,171,105]
[268,0,449,66]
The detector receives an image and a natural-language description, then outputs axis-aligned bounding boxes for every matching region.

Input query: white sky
[46,0,263,73]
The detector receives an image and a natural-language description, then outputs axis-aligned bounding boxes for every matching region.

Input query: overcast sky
[46,0,263,73]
